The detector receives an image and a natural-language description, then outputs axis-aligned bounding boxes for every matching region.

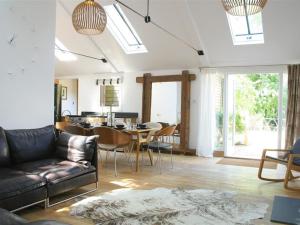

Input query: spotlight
[197,50,204,56]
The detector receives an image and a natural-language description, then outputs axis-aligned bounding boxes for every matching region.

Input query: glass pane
[214,74,224,151]
[227,12,264,45]
[105,5,139,46]
[55,38,77,61]
[227,14,249,36]
[226,73,280,159]
[281,73,288,148]
[104,4,147,54]
[248,13,263,34]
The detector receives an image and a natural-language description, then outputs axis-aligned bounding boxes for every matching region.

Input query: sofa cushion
[0,168,46,199]
[0,127,10,167]
[5,125,56,164]
[13,158,96,184]
[55,132,97,162]
[291,139,300,165]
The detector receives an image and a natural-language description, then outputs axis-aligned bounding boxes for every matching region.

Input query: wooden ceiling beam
[136,73,196,83]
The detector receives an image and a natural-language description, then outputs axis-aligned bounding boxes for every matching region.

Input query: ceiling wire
[115,0,204,55]
[55,47,107,63]
[147,0,150,17]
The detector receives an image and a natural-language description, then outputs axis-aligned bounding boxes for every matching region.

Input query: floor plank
[19,152,300,224]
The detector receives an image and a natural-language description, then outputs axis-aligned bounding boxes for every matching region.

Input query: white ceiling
[55,0,300,77]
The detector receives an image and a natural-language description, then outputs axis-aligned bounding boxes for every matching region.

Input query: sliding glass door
[224,71,287,159]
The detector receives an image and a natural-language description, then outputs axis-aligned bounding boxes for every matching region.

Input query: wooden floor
[19,152,300,225]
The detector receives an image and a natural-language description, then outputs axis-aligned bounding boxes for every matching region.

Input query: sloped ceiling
[56,0,300,77]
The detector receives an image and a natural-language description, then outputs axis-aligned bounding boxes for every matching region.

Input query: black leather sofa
[0,125,98,212]
[0,208,69,225]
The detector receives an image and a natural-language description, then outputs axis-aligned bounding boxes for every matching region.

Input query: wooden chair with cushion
[92,127,131,176]
[143,122,163,130]
[145,125,177,173]
[258,139,300,190]
[55,121,69,132]
[64,125,87,136]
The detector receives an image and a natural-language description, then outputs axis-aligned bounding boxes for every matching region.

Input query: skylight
[104,4,147,54]
[227,12,264,46]
[55,38,77,62]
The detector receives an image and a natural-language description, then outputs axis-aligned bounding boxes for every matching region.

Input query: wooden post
[180,70,191,153]
[142,73,152,123]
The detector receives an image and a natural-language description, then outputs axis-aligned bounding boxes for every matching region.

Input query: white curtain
[196,68,217,157]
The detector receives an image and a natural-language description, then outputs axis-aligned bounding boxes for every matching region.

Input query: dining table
[60,123,157,172]
[124,128,156,172]
[72,126,157,172]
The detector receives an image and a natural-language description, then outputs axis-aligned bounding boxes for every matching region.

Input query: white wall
[0,0,56,129]
[60,79,78,115]
[78,78,101,115]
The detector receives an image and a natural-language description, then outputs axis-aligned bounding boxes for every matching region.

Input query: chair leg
[158,143,163,174]
[159,150,162,174]
[114,149,118,177]
[147,147,154,166]
[141,144,145,170]
[99,149,105,167]
[258,151,285,182]
[258,157,265,180]
[170,146,174,169]
[284,157,294,189]
[105,150,110,162]
[258,158,285,182]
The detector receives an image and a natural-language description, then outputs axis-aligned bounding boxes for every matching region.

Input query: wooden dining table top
[80,125,156,133]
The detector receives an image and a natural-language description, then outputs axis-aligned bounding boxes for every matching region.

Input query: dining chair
[258,139,300,190]
[92,127,131,176]
[145,125,177,174]
[55,121,69,132]
[143,122,163,130]
[64,125,86,136]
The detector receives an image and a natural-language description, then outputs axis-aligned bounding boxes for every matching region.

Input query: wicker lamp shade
[72,0,107,35]
[222,0,268,16]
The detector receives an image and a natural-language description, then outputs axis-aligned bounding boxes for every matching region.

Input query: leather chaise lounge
[0,125,99,212]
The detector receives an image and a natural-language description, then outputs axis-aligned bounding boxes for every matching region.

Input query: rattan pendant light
[72,0,107,35]
[222,0,268,16]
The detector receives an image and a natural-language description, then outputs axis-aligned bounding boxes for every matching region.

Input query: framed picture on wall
[62,86,67,100]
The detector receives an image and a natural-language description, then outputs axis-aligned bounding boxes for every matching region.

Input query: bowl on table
[80,122,91,128]
[115,124,125,130]
[137,124,147,129]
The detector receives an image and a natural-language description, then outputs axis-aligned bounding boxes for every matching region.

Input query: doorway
[224,72,287,159]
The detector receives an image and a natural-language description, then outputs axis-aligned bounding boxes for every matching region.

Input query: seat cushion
[0,168,46,199]
[145,141,173,151]
[0,127,10,167]
[56,132,97,163]
[13,158,96,184]
[5,125,56,164]
[291,139,300,165]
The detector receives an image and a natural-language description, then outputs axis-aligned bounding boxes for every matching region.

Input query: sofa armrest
[91,136,99,182]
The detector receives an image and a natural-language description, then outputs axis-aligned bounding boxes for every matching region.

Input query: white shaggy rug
[70,188,269,225]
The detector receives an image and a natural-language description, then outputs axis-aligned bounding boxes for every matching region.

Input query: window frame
[104,4,148,54]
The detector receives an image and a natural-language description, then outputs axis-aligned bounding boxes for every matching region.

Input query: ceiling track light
[221,0,268,16]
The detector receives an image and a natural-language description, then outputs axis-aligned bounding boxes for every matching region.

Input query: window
[100,85,121,107]
[55,38,77,62]
[104,4,147,54]
[227,12,264,45]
